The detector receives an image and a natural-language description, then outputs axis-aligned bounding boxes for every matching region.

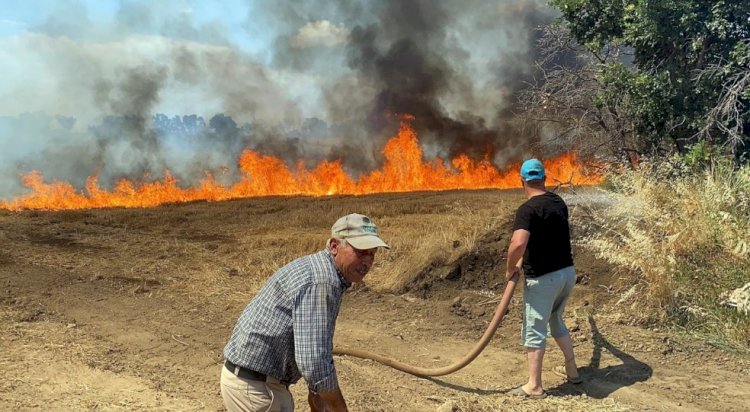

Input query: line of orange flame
[0,119,602,211]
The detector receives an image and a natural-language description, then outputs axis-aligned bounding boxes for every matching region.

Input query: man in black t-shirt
[505,159,582,399]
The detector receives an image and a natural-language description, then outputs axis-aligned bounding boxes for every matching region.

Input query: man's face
[331,239,377,283]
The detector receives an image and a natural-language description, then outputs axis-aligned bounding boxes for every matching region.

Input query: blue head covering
[520,159,545,182]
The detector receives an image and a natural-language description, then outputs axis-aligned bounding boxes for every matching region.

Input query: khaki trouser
[220,365,294,412]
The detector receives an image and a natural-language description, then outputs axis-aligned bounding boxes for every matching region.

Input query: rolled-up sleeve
[293,282,339,392]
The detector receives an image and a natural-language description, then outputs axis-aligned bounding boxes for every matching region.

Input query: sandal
[553,365,582,384]
[508,385,547,399]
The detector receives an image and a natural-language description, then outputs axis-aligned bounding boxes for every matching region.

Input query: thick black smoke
[339,0,557,162]
[1,0,561,198]
[254,0,559,167]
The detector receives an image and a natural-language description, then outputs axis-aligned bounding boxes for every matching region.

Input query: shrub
[577,157,750,350]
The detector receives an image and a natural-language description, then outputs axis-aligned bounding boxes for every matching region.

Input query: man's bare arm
[506,229,530,280]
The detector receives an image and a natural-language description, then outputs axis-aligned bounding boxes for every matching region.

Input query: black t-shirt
[512,192,574,278]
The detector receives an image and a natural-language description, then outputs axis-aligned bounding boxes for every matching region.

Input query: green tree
[550,0,750,159]
[518,24,643,167]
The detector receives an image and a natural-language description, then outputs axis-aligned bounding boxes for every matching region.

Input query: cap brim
[523,176,545,182]
[347,235,390,250]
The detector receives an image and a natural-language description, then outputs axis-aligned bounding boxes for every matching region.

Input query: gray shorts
[521,265,576,348]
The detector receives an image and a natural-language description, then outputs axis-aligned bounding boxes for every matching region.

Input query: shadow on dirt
[550,315,653,398]
[421,377,506,395]
[421,315,652,399]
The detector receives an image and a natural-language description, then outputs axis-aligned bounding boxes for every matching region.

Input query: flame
[0,118,602,211]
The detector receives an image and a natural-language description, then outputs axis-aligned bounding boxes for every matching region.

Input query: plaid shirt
[223,249,350,392]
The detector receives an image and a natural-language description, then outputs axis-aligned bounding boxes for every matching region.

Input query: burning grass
[0,119,602,211]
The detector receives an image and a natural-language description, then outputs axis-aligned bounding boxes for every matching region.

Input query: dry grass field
[1,189,749,411]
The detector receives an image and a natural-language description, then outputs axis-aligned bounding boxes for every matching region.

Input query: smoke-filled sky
[0,0,556,198]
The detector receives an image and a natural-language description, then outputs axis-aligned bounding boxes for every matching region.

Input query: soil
[1,191,749,411]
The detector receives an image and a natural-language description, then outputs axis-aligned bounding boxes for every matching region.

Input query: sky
[0,0,308,121]
[0,0,556,198]
[0,0,261,51]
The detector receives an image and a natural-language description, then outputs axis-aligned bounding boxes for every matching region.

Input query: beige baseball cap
[331,213,390,250]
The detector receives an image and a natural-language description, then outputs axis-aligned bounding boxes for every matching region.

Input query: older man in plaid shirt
[221,213,389,412]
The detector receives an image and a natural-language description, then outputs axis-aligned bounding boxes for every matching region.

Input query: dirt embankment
[1,190,749,411]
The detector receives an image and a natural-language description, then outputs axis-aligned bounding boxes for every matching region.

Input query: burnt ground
[1,190,749,411]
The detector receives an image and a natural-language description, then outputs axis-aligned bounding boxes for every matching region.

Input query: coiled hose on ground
[333,274,520,377]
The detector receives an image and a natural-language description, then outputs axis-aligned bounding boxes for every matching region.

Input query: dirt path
[3,258,749,411]
[2,192,749,411]
[330,285,750,412]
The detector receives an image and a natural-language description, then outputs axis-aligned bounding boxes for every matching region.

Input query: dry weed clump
[575,159,750,349]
